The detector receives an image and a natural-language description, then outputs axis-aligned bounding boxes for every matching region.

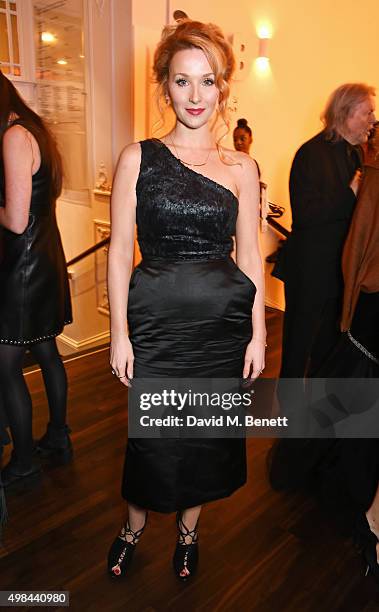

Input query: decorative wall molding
[95,0,106,18]
[98,285,110,316]
[93,189,111,197]
[94,161,112,194]
[94,219,111,316]
[58,329,110,350]
[95,221,111,242]
[227,95,238,115]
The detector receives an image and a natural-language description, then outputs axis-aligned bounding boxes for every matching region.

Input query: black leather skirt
[122,257,256,512]
[0,214,72,345]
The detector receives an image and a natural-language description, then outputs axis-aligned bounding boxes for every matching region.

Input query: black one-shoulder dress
[121,139,256,512]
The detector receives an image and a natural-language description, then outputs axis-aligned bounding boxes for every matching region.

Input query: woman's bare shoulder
[220,147,259,182]
[220,146,256,169]
[118,142,142,167]
[3,123,34,147]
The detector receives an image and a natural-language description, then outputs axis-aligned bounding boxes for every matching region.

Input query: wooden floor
[0,308,378,611]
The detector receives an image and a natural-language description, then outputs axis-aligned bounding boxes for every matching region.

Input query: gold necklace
[169,134,213,167]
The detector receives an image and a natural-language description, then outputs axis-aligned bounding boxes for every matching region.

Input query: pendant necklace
[169,134,214,167]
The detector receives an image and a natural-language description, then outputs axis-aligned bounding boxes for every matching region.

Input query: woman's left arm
[235,154,266,379]
[0,125,34,234]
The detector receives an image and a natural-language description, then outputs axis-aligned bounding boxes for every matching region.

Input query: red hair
[153,19,235,124]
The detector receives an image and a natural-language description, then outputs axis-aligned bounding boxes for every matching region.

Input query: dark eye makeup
[174,76,215,87]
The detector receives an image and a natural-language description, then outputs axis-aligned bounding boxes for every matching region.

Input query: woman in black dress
[0,71,72,487]
[107,19,266,580]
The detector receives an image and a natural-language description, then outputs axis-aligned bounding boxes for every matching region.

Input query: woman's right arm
[107,143,141,387]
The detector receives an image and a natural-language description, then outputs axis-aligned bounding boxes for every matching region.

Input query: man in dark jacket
[281,83,376,378]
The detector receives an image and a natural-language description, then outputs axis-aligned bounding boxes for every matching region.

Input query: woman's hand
[110,333,134,387]
[243,337,266,381]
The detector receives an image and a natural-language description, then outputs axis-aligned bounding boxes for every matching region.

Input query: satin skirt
[122,257,256,512]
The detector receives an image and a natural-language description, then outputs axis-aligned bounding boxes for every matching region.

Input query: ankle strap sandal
[107,513,148,578]
[173,512,199,581]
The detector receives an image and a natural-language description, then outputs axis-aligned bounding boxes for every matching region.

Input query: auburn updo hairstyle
[153,19,235,125]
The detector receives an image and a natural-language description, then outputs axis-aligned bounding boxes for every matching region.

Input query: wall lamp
[256,24,271,72]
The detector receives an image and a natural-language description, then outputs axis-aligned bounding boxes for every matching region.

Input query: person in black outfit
[0,71,73,488]
[310,126,379,580]
[269,84,375,512]
[270,129,379,581]
[106,19,265,581]
[280,83,376,378]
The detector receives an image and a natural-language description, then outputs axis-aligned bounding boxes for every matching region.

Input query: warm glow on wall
[57,59,67,65]
[255,57,270,71]
[257,22,273,40]
[41,31,56,43]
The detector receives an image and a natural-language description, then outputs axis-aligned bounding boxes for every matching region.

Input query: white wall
[66,0,379,340]
[60,0,133,348]
[170,0,379,207]
[138,0,378,308]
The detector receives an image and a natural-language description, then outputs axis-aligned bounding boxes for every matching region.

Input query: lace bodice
[136,139,238,260]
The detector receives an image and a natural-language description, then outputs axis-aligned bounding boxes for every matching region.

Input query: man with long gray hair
[280,83,376,378]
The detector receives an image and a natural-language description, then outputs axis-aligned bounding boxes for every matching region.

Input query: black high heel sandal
[173,512,199,581]
[354,514,379,581]
[107,513,147,578]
